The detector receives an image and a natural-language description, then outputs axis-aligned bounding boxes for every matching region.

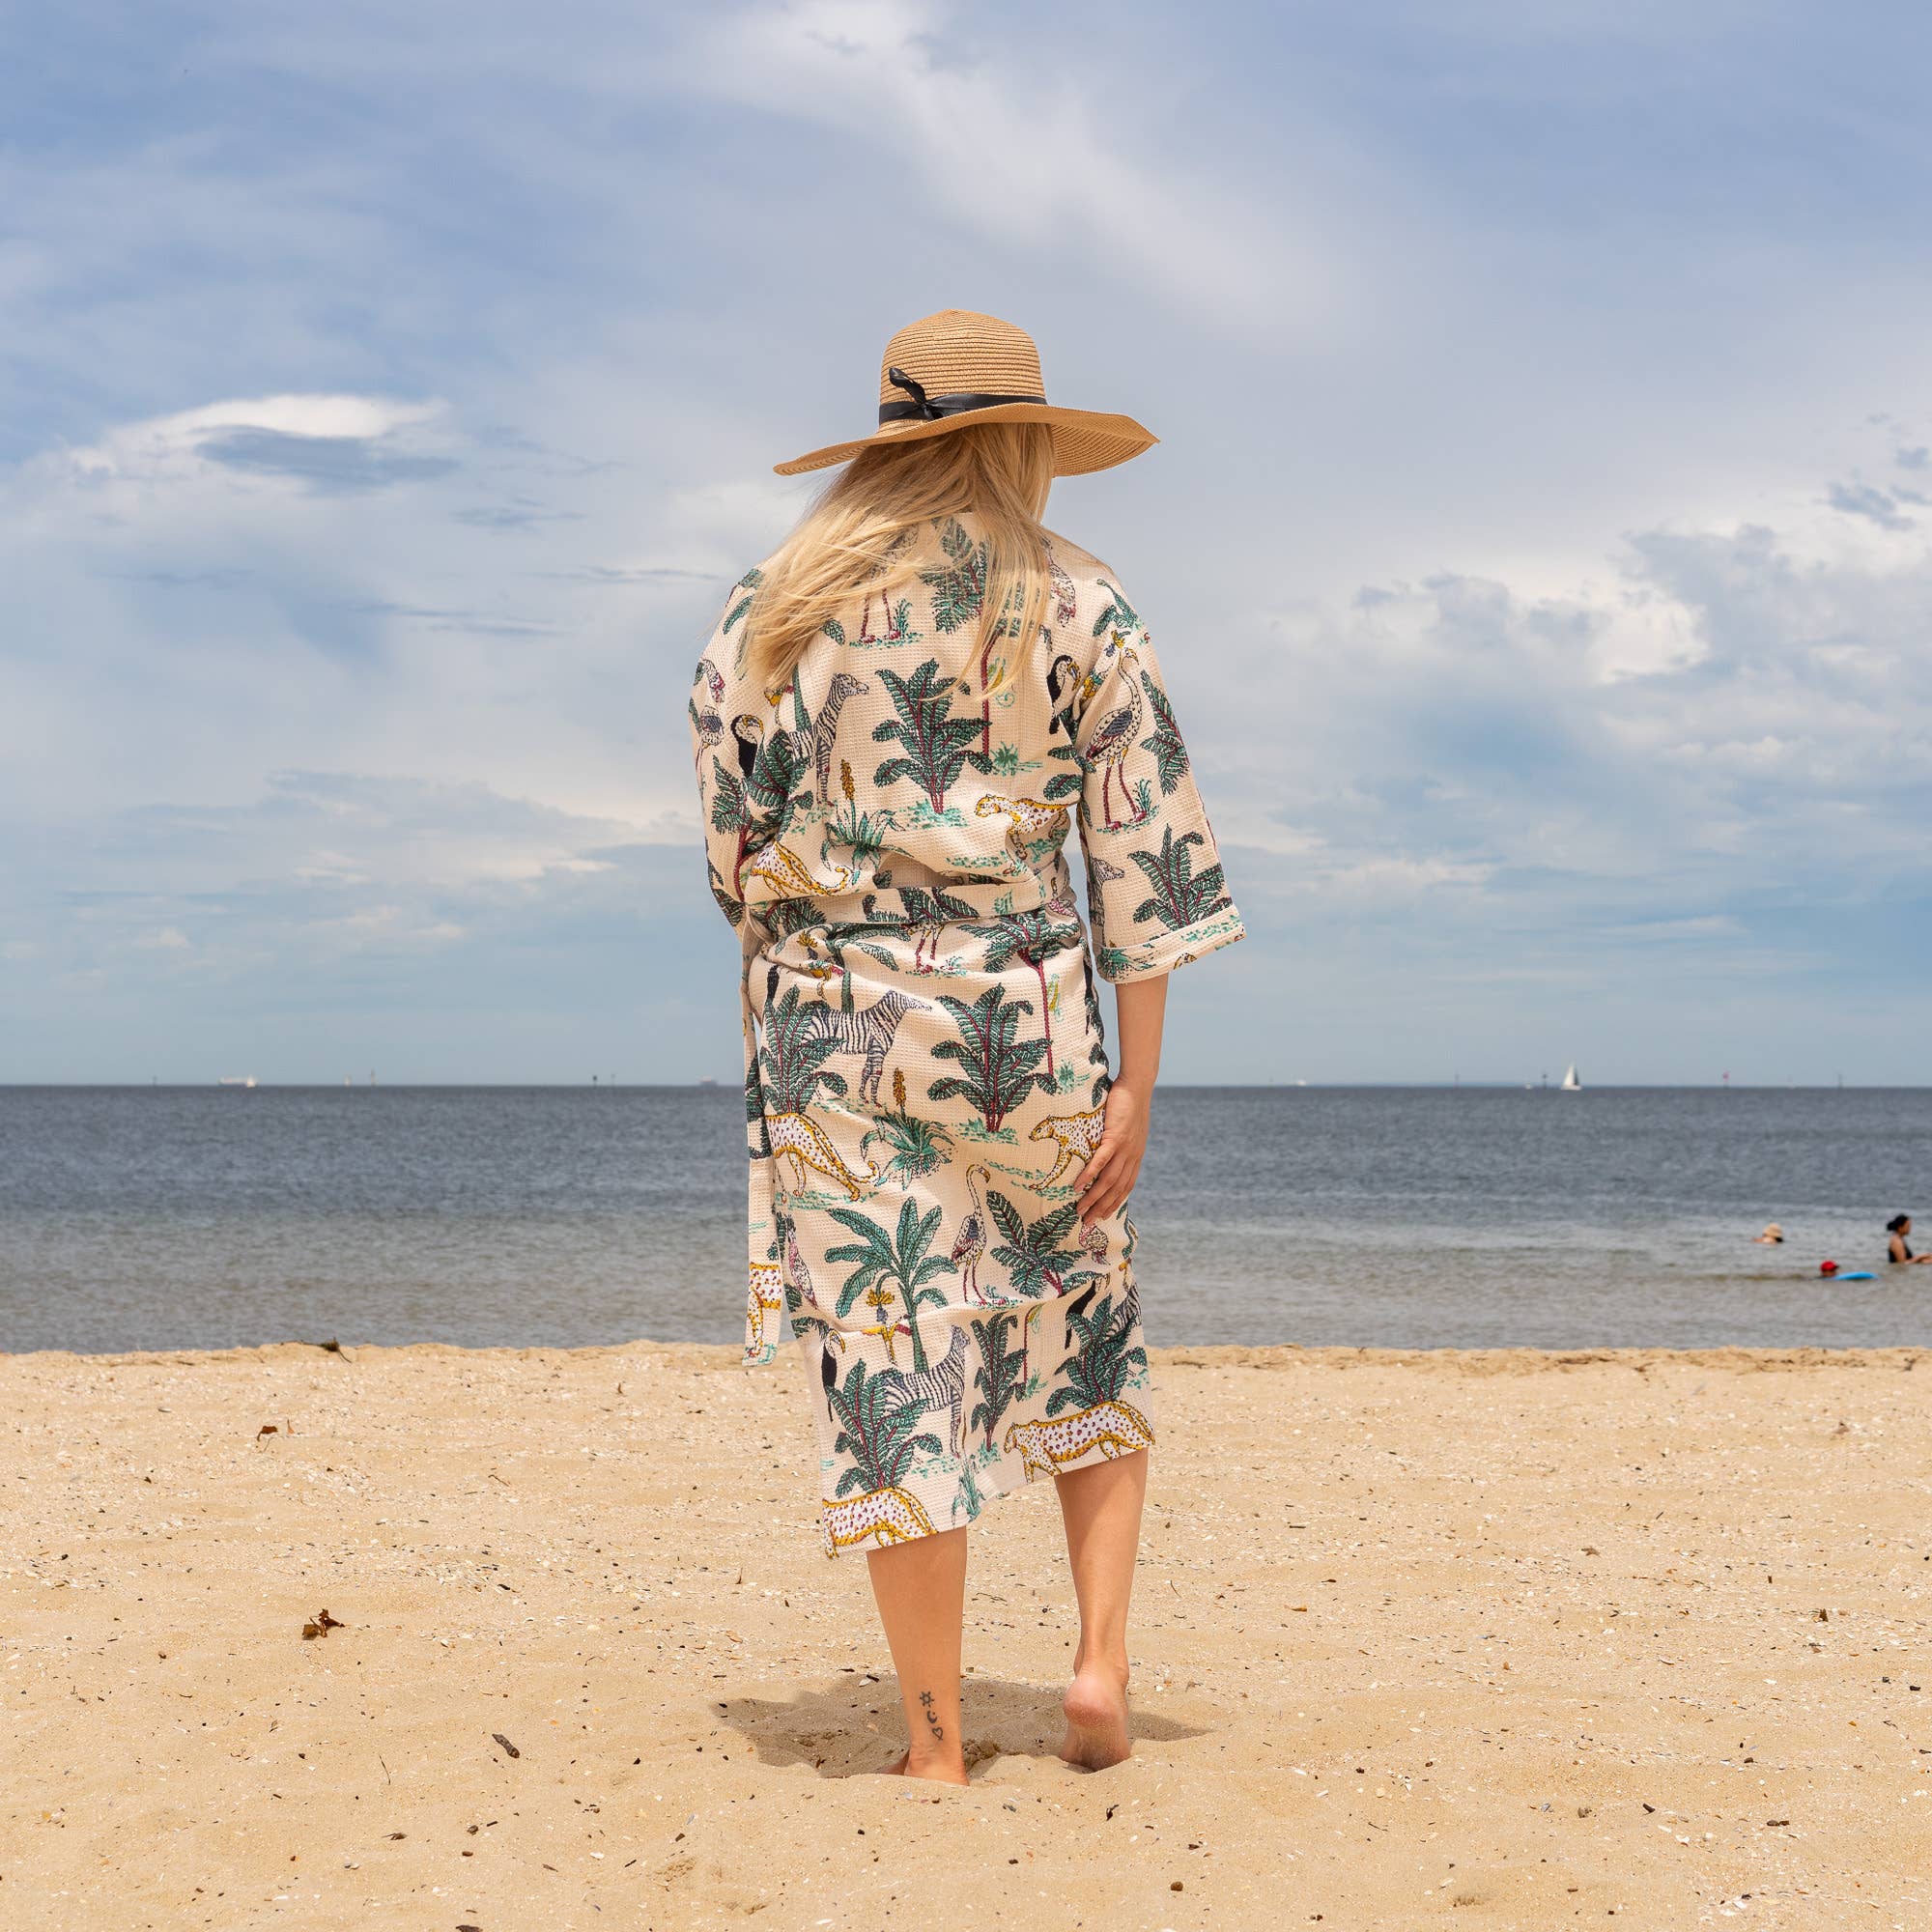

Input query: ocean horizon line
[3,1079,1924,1093]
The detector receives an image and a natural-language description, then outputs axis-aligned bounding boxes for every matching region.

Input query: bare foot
[875,1747,969,1785]
[1059,1661,1132,1770]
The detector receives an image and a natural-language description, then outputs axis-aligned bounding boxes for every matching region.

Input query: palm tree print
[1048,1291,1147,1416]
[1128,826,1230,932]
[986,1187,1105,1300]
[928,983,1047,1134]
[1038,754,1082,806]
[920,516,998,758]
[865,880,981,974]
[707,758,758,897]
[962,906,1081,1084]
[1137,671,1189,796]
[871,657,989,814]
[968,1312,1027,1448]
[825,1196,955,1372]
[710,724,808,897]
[825,1356,943,1496]
[722,565,763,668]
[1090,580,1141,639]
[758,983,847,1115]
[704,858,744,928]
[920,517,988,634]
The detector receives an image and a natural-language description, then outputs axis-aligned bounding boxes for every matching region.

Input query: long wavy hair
[742,422,1056,696]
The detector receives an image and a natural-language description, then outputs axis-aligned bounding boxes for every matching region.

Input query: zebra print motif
[881,1325,970,1459]
[810,671,869,802]
[803,986,923,1107]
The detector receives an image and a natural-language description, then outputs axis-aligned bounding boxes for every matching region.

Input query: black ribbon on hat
[880,365,1047,425]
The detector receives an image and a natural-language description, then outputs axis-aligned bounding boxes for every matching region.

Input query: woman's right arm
[1074,972,1168,1230]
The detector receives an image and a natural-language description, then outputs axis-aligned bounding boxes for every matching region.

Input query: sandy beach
[3,1341,1928,1930]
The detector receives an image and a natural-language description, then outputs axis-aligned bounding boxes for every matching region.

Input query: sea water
[2,1085,1927,1353]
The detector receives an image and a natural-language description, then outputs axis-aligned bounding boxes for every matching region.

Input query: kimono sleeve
[1074,618,1246,983]
[689,635,756,932]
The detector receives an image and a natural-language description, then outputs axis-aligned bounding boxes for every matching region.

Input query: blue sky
[5,0,1929,1084]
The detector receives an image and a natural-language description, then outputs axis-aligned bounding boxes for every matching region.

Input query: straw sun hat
[773,309,1157,479]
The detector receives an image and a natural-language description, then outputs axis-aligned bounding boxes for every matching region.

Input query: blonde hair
[743,422,1056,696]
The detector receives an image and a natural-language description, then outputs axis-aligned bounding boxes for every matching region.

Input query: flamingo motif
[856,530,916,642]
[689,695,724,762]
[857,587,904,645]
[1083,641,1148,830]
[949,1164,992,1303]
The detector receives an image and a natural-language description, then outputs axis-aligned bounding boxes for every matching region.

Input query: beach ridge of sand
[4,1339,1927,1928]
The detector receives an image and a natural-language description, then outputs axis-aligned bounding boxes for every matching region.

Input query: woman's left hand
[1075,1080,1151,1228]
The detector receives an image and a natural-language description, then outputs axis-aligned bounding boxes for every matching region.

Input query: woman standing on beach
[688,312,1243,1783]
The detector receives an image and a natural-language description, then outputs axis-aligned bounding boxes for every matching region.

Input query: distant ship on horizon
[1560,1064,1581,1092]
[217,1075,257,1090]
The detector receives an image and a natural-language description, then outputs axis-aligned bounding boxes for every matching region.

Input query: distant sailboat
[1560,1064,1581,1092]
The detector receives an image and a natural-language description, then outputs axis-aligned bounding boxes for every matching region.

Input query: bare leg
[1052,1448,1149,1770]
[865,1526,970,1784]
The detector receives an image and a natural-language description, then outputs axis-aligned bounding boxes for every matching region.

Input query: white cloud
[64,393,443,472]
[307,905,469,947]
[681,0,1335,336]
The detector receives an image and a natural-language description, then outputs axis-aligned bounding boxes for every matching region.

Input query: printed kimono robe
[689,519,1244,1554]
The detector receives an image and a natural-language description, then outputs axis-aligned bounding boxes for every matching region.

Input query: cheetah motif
[745,1264,783,1359]
[975,793,1071,840]
[1004,1401,1154,1481]
[767,1112,877,1200]
[1028,1107,1107,1187]
[742,840,851,899]
[820,1484,936,1557]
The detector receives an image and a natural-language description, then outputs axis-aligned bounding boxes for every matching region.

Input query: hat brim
[773,403,1157,479]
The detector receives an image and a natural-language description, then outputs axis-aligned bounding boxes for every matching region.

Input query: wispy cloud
[678,0,1337,338]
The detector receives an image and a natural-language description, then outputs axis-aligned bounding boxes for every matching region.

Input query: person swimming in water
[1886,1214,1931,1264]
[1753,1223,1784,1245]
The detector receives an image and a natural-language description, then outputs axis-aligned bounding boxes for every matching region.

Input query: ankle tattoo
[917,1688,945,1745]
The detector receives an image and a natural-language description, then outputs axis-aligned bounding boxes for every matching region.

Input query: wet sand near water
[4,1342,1929,1929]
